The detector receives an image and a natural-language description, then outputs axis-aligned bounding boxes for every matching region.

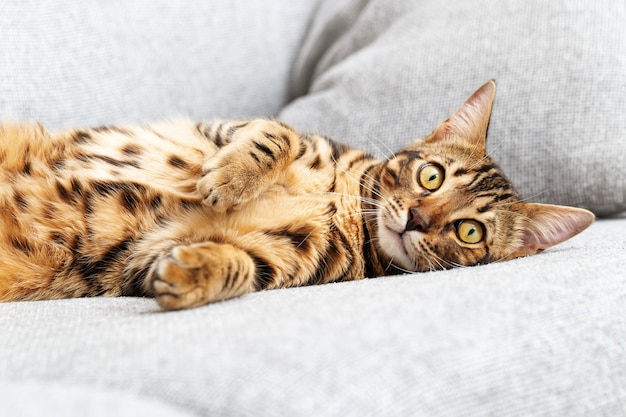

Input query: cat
[0,81,594,310]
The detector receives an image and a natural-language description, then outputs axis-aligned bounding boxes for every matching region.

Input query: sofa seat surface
[1,217,624,417]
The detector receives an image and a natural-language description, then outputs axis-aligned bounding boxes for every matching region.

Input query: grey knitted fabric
[0,0,318,127]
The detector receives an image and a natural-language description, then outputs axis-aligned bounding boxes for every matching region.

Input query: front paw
[196,119,298,212]
[197,159,259,212]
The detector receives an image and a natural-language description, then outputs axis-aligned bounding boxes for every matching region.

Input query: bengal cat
[0,81,594,310]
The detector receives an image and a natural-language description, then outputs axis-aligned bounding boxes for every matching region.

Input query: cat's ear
[509,203,595,258]
[426,80,497,153]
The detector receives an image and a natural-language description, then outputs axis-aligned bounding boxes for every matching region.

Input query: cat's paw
[151,244,221,310]
[196,155,261,212]
[197,119,297,212]
[150,242,252,310]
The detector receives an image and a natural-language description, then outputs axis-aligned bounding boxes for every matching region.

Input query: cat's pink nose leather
[406,207,429,232]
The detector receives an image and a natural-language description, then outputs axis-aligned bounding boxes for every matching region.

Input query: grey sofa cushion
[279,0,626,216]
[0,381,193,417]
[1,0,318,128]
[1,218,625,417]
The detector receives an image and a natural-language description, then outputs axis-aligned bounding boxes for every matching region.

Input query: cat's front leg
[197,119,303,212]
[150,241,257,310]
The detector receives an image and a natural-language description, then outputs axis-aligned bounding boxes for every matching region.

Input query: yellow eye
[418,164,444,191]
[456,220,484,244]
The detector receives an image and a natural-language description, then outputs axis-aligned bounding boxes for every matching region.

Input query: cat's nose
[405,207,429,232]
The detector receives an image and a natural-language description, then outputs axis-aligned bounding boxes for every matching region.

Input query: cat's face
[374,81,594,272]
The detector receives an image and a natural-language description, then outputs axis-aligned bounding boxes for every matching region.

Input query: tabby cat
[0,81,594,310]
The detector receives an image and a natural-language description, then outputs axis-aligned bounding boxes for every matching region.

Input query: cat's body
[0,82,594,309]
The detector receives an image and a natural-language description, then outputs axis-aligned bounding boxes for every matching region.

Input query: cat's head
[375,81,594,272]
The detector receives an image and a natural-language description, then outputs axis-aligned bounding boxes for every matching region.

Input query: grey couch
[1,1,625,416]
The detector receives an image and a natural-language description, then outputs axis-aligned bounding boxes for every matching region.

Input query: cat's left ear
[426,80,497,153]
[509,203,595,258]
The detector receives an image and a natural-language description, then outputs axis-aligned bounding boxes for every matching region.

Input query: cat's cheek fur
[377,223,414,270]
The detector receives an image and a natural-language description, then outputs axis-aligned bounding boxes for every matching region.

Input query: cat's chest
[218,165,363,244]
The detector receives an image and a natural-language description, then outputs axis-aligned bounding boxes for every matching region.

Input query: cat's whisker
[354,173,392,205]
[442,258,464,269]
[385,258,395,272]
[512,189,551,204]
[364,134,397,160]
[481,253,514,267]
[482,186,550,211]
[327,150,394,207]
[429,255,446,271]
[366,140,389,161]
[421,252,436,272]
[335,211,377,222]
[417,241,464,271]
[484,137,506,160]
[384,258,416,275]
[465,145,484,168]
[430,248,465,269]
[319,191,385,209]
[466,151,493,171]
[364,179,395,208]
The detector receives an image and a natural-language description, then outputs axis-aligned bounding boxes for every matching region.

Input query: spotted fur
[0,82,594,309]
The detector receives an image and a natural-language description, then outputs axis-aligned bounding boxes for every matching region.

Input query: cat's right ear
[508,203,595,259]
[426,80,497,153]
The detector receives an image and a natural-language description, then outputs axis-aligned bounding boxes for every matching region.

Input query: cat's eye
[418,163,444,191]
[456,220,484,244]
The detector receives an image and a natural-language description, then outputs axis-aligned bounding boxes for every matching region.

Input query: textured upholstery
[1,0,318,127]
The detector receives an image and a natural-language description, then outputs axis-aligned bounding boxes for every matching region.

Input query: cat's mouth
[379,224,417,271]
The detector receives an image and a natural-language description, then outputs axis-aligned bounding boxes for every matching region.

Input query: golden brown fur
[0,82,594,309]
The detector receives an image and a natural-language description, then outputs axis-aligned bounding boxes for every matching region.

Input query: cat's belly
[187,186,338,240]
